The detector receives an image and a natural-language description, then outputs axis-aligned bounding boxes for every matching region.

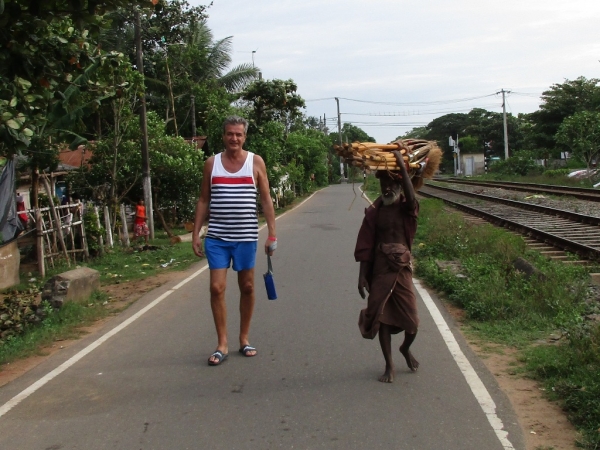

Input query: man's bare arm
[192,157,214,257]
[255,155,276,255]
[392,150,416,209]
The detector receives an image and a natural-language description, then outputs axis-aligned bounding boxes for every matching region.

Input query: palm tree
[185,20,258,92]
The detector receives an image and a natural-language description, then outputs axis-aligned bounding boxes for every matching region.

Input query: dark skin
[358,150,419,383]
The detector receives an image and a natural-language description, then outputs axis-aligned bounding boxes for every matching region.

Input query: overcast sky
[192,0,600,143]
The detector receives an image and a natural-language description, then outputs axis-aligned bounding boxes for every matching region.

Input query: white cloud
[191,0,600,142]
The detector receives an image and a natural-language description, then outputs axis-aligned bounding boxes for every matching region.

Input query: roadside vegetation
[412,197,600,449]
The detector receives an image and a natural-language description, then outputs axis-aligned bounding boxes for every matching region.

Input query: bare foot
[379,367,395,383]
[400,345,419,371]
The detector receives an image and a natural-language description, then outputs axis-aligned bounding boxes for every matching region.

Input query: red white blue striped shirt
[206,152,258,242]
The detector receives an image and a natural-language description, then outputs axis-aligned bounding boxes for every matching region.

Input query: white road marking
[413,279,516,450]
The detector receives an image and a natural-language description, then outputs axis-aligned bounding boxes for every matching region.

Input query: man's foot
[238,345,257,357]
[208,350,228,366]
[379,366,395,383]
[400,345,419,371]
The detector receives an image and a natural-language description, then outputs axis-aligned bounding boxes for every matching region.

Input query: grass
[0,291,111,365]
[412,197,600,449]
[470,172,597,188]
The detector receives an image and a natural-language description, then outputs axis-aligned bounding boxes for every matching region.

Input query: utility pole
[135,9,154,239]
[335,97,345,181]
[190,94,196,140]
[498,88,511,160]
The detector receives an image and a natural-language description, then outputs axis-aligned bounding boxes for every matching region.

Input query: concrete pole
[135,9,154,239]
[190,95,196,140]
[501,89,510,160]
[335,97,344,180]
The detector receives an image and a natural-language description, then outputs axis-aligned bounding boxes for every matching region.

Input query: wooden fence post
[41,176,70,266]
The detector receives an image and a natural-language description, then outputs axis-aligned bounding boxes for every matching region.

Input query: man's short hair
[223,116,248,134]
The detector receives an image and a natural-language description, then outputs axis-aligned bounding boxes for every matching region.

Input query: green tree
[244,120,285,190]
[397,126,428,140]
[556,111,600,176]
[457,135,480,154]
[149,132,204,224]
[329,122,374,145]
[241,79,305,129]
[284,128,329,193]
[530,77,600,153]
[0,0,151,157]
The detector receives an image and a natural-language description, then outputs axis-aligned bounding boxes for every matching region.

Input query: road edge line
[413,278,516,450]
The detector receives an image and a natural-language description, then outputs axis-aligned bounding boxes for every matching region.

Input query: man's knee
[239,279,254,296]
[210,281,226,297]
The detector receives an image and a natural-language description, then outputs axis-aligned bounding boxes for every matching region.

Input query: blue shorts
[204,238,257,271]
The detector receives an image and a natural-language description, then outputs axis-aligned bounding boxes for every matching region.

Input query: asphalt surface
[0,184,525,450]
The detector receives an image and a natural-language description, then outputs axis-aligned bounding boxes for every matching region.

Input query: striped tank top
[206,152,258,242]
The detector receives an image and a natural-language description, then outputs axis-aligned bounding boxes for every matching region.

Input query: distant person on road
[134,199,150,245]
[354,150,420,383]
[192,116,277,366]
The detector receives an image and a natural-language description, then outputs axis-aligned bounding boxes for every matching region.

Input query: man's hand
[192,238,204,258]
[265,237,277,256]
[358,261,370,299]
[358,276,370,299]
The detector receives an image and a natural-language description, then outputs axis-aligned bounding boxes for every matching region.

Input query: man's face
[223,124,246,152]
[380,175,402,206]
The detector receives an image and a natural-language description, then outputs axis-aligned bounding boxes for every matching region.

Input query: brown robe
[354,197,419,339]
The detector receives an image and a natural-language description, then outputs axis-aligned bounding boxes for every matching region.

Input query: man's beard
[381,188,400,206]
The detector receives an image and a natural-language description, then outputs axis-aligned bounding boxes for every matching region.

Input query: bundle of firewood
[334,139,442,189]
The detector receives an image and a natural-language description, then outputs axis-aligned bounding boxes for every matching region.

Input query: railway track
[419,183,600,262]
[434,177,600,201]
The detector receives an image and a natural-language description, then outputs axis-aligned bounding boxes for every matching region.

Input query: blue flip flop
[208,350,228,366]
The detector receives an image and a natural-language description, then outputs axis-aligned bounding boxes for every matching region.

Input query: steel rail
[434,178,600,202]
[419,185,600,261]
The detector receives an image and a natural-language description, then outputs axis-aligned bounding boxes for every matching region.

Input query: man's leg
[400,332,419,371]
[209,268,228,363]
[237,268,256,356]
[378,324,394,383]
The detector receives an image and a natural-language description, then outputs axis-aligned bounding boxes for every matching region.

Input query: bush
[488,150,543,176]
[543,168,571,178]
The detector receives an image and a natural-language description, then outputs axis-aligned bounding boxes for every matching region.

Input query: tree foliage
[556,111,600,173]
[0,0,153,157]
[530,77,600,152]
[241,78,305,128]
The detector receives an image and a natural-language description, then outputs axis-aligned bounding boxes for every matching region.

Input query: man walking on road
[192,116,277,366]
[354,150,420,383]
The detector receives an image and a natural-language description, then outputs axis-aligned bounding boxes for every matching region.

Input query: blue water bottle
[263,255,277,300]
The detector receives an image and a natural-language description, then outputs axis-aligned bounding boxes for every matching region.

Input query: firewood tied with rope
[334,139,443,190]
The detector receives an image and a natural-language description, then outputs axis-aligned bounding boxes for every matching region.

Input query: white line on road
[413,279,516,450]
[0,190,320,419]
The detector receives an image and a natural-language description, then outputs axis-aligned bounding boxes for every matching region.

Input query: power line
[337,93,498,106]
[341,103,500,117]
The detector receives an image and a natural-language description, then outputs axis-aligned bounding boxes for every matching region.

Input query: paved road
[0,184,524,450]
